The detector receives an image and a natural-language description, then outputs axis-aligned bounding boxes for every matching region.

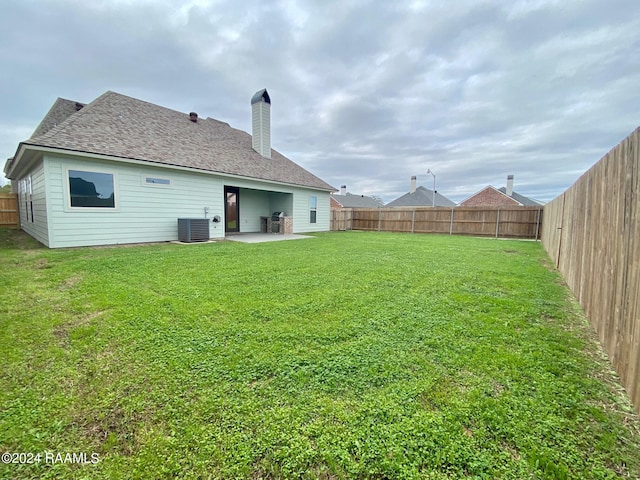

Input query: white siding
[291,191,330,233]
[45,155,225,248]
[268,192,293,218]
[37,153,330,248]
[251,101,271,158]
[238,189,270,232]
[18,161,49,246]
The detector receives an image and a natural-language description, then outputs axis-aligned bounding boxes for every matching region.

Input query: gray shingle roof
[497,187,543,206]
[386,186,456,207]
[30,98,85,139]
[23,91,334,191]
[331,192,383,208]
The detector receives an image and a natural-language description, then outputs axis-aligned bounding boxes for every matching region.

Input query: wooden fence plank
[331,206,542,239]
[542,127,640,414]
[0,193,19,228]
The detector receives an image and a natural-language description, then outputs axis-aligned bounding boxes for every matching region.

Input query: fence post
[411,209,415,233]
[495,208,500,238]
[378,208,381,232]
[535,208,541,241]
[449,208,454,235]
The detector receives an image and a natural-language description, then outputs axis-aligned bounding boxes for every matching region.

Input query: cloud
[1,0,639,202]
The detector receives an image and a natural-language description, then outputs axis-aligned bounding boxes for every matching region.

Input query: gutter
[11,143,336,192]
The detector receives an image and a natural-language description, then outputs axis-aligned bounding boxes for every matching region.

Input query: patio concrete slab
[225,233,315,244]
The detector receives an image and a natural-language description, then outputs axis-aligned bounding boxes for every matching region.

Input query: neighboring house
[4,89,335,248]
[386,176,456,207]
[330,185,383,208]
[460,175,542,207]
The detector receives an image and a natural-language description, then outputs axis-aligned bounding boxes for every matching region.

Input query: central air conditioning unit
[178,218,210,243]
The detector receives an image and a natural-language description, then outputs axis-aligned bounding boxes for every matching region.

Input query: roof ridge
[106,90,189,116]
[28,91,114,144]
[28,97,84,140]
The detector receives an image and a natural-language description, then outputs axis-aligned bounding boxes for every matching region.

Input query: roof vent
[189,112,198,123]
[75,102,84,111]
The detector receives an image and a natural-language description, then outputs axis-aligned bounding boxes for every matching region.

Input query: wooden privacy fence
[0,193,19,228]
[331,206,542,239]
[542,127,640,414]
[331,208,353,232]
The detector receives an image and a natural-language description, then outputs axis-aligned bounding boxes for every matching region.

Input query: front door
[224,186,240,233]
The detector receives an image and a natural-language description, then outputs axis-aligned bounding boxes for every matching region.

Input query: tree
[0,182,11,193]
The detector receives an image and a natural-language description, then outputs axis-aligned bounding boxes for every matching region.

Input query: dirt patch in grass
[539,255,559,273]
[33,257,51,269]
[53,311,106,348]
[0,228,45,250]
[59,274,83,290]
[80,405,142,456]
[503,443,522,461]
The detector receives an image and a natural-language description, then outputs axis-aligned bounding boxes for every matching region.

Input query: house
[386,176,456,207]
[3,89,335,248]
[330,185,383,208]
[459,175,542,207]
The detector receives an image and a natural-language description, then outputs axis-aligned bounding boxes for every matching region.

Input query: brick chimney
[506,175,514,196]
[410,176,417,194]
[251,89,271,158]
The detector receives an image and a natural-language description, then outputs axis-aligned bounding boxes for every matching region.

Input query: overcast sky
[1,0,639,203]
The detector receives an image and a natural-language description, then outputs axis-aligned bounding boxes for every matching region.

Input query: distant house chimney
[189,112,198,123]
[410,176,417,194]
[251,88,271,158]
[506,175,514,196]
[340,185,347,195]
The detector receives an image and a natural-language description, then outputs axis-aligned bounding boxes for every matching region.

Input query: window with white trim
[27,176,33,222]
[68,170,115,208]
[144,176,171,186]
[309,196,317,224]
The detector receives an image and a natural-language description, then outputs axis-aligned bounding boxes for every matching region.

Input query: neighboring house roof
[459,185,542,207]
[330,192,383,208]
[459,186,520,207]
[7,91,334,191]
[497,187,543,206]
[386,186,456,207]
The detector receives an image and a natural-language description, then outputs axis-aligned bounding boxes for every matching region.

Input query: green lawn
[1,230,638,479]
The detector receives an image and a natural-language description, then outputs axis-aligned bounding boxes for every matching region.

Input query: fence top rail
[343,206,542,212]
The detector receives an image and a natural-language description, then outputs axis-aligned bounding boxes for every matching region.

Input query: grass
[0,229,639,479]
